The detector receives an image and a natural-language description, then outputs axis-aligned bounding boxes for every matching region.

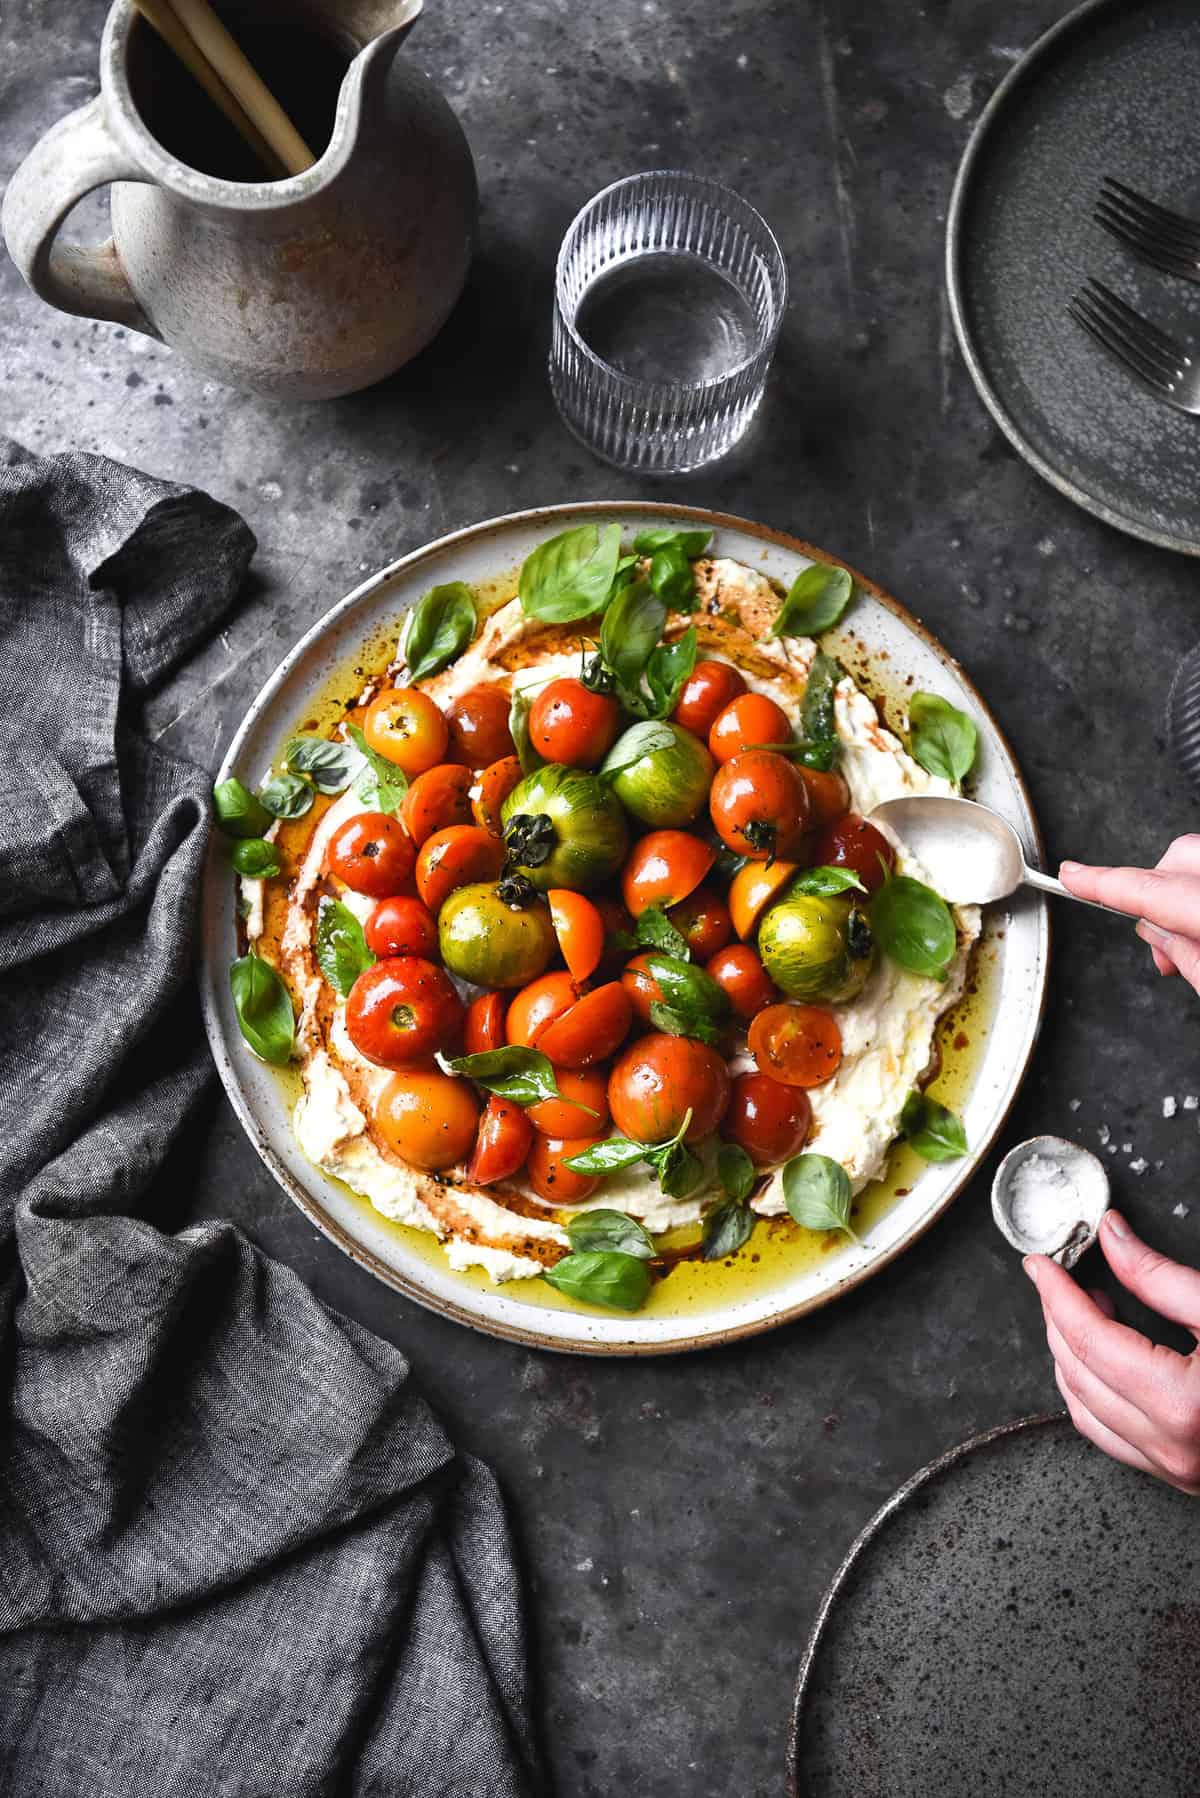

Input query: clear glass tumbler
[550,171,788,475]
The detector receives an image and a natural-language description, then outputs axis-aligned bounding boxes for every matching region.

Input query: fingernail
[1137,919,1169,945]
[1104,1209,1129,1239]
[1023,1256,1039,1285]
[1059,861,1082,877]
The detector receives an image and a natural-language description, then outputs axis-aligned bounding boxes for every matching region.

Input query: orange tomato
[444,684,515,769]
[526,1134,605,1205]
[400,762,474,846]
[415,824,505,913]
[526,1066,610,1137]
[467,1094,534,1185]
[621,829,716,917]
[704,944,780,1020]
[537,982,633,1069]
[620,950,663,1025]
[798,766,850,832]
[362,686,449,775]
[747,1002,843,1088]
[707,691,792,764]
[506,971,579,1049]
[464,990,507,1055]
[608,1033,731,1144]
[722,1072,812,1165]
[672,659,747,739]
[472,755,524,836]
[666,886,733,960]
[709,750,811,860]
[375,1067,479,1171]
[727,859,800,940]
[548,890,605,982]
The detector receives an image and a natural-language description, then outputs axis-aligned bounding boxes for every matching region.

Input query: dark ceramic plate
[789,1414,1200,1797]
[947,0,1200,555]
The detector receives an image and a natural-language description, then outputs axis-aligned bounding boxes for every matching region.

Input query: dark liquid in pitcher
[128,8,351,182]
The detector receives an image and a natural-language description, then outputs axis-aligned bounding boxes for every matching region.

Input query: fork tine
[1072,289,1177,388]
[1068,296,1174,395]
[1093,204,1200,280]
[1096,190,1200,260]
[1081,279,1189,376]
[1101,177,1200,250]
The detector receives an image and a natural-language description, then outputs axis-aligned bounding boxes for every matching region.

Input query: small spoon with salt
[991,1136,1110,1269]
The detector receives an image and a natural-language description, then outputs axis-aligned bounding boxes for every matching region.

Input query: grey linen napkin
[0,441,544,1798]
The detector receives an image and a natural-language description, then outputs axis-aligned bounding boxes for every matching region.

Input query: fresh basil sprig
[519,523,623,623]
[402,581,476,682]
[231,838,280,878]
[316,897,374,997]
[259,771,314,820]
[772,562,854,638]
[870,874,956,979]
[347,723,408,813]
[565,1208,656,1259]
[213,777,272,840]
[632,526,713,558]
[908,692,978,788]
[644,954,729,1046]
[633,905,691,960]
[702,1142,757,1260]
[633,527,712,611]
[789,865,867,898]
[229,952,294,1066]
[598,720,678,782]
[600,578,667,712]
[782,1153,858,1241]
[285,735,365,795]
[508,687,544,776]
[543,1249,651,1311]
[443,1046,598,1115]
[644,626,698,719]
[900,1090,968,1161]
[717,1142,755,1203]
[564,1108,703,1199]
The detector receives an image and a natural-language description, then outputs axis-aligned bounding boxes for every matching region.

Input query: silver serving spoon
[867,795,1128,917]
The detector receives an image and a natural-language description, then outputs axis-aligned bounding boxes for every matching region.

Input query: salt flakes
[1173,1203,1190,1218]
[1163,1096,1178,1119]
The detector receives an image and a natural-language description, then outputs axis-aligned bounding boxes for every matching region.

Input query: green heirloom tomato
[602,721,714,828]
[438,882,557,988]
[757,890,875,1003]
[500,764,628,892]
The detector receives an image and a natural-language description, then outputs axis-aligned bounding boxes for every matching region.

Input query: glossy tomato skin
[592,895,635,981]
[537,983,633,1069]
[526,1065,610,1138]
[708,691,792,764]
[468,1094,534,1185]
[709,750,811,860]
[506,972,579,1049]
[415,825,505,913]
[400,763,474,846]
[472,755,524,836]
[444,684,515,769]
[438,883,556,989]
[727,859,800,940]
[672,659,747,739]
[346,956,464,1068]
[548,890,605,982]
[375,1067,479,1172]
[620,830,716,917]
[705,944,780,1020]
[748,1002,843,1088]
[811,813,896,894]
[326,811,416,898]
[667,886,733,961]
[528,678,621,768]
[364,895,438,960]
[526,1134,604,1205]
[362,686,449,775]
[620,950,663,1025]
[608,1033,731,1144]
[464,990,507,1055]
[723,1071,812,1166]
[799,766,850,832]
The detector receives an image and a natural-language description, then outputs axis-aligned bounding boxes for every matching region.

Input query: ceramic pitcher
[2,0,477,399]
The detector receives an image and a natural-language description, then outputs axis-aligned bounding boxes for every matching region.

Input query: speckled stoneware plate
[947,0,1200,555]
[789,1413,1200,1796]
[200,503,1049,1355]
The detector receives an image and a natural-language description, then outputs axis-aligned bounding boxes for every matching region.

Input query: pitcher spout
[320,0,423,175]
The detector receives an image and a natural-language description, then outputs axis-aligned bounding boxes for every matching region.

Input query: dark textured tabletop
[4,5,1199,1794]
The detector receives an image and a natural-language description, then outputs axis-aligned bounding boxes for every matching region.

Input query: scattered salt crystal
[1069,1099,1081,1113]
[1129,1158,1148,1175]
[1185,1096,1199,1111]
[1107,1144,1117,1155]
[1163,1096,1178,1119]
[1121,1142,1133,1155]
[1097,1124,1111,1146]
[1174,1203,1190,1218]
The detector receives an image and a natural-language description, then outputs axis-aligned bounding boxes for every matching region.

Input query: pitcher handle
[2,97,158,337]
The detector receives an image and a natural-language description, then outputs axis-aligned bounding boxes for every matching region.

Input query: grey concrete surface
[4,5,1199,1794]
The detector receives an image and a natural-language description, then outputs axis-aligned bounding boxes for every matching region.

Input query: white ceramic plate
[200,503,1050,1355]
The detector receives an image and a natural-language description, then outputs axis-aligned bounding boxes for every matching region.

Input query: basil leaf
[347,723,408,813]
[702,1195,756,1260]
[782,1153,858,1240]
[543,1249,651,1311]
[600,578,666,704]
[717,1142,755,1204]
[213,777,271,839]
[871,874,957,979]
[612,552,640,588]
[444,1046,595,1114]
[635,905,691,960]
[632,527,713,558]
[789,864,867,898]
[285,735,365,795]
[403,581,476,682]
[231,838,280,878]
[655,1140,704,1199]
[565,1208,656,1259]
[229,952,294,1066]
[772,562,854,638]
[801,651,842,745]
[900,1090,968,1162]
[598,720,678,782]
[908,692,978,788]
[259,772,314,820]
[315,897,374,997]
[644,626,698,720]
[562,1136,649,1176]
[648,543,694,609]
[519,523,623,623]
[509,687,543,776]
[647,1001,722,1048]
[645,954,729,1022]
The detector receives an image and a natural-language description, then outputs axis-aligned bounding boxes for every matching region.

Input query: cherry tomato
[537,983,633,1069]
[444,684,515,769]
[621,829,716,917]
[364,894,438,960]
[748,1002,843,1088]
[620,950,664,1025]
[526,1134,605,1206]
[608,1032,731,1144]
[705,944,780,1020]
[526,1065,610,1138]
[467,1094,533,1185]
[708,691,792,763]
[811,813,896,894]
[506,972,579,1048]
[375,1066,479,1172]
[465,990,507,1055]
[672,659,747,739]
[592,895,635,980]
[415,824,505,913]
[472,755,524,836]
[400,763,474,846]
[548,890,605,982]
[709,750,811,860]
[799,766,850,832]
[666,886,733,961]
[326,811,416,898]
[727,859,800,940]
[528,677,621,768]
[362,686,449,775]
[722,1072,812,1166]
[346,956,465,1068]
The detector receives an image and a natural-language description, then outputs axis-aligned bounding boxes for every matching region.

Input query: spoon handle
[1021,866,1130,919]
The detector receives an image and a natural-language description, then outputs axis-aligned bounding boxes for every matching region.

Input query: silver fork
[1094,177,1200,284]
[1066,278,1200,414]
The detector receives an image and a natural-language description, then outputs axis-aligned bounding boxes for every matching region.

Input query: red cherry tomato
[506,971,579,1049]
[468,1094,534,1185]
[666,886,733,961]
[526,1065,610,1137]
[811,813,896,894]
[722,1071,812,1166]
[362,686,449,775]
[548,889,605,982]
[364,895,438,960]
[709,750,811,860]
[537,983,633,1069]
[400,763,474,846]
[798,766,850,832]
[748,1002,843,1088]
[444,684,515,769]
[472,755,524,836]
[708,691,792,763]
[608,1033,731,1144]
[415,825,505,913]
[621,951,667,1025]
[621,830,716,917]
[705,944,780,1020]
[528,678,621,768]
[672,659,747,739]
[326,811,416,898]
[346,956,465,1068]
[464,990,507,1055]
[375,1067,479,1172]
[527,1134,605,1205]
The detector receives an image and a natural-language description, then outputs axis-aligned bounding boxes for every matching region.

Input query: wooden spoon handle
[169,0,316,176]
[131,0,287,178]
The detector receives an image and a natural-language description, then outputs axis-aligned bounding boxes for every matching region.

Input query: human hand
[1060,835,1200,988]
[1026,1209,1200,1495]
